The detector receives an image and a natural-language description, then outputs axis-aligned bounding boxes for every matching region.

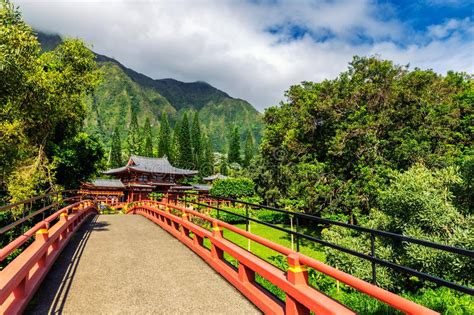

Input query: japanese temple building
[81,155,198,202]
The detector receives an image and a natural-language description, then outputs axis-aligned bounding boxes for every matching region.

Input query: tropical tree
[0,1,101,200]
[252,56,473,218]
[228,126,241,164]
[127,110,141,156]
[158,112,171,158]
[169,117,181,164]
[142,117,153,157]
[243,131,254,167]
[191,112,202,168]
[109,126,122,167]
[177,113,193,169]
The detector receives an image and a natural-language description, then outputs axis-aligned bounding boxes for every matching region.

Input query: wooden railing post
[238,263,255,283]
[35,228,49,268]
[286,253,310,315]
[13,277,26,299]
[181,210,190,237]
[60,212,69,240]
[211,220,224,260]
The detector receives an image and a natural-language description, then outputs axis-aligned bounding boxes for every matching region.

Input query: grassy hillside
[37,32,263,152]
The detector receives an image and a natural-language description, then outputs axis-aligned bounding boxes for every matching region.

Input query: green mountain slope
[37,32,263,152]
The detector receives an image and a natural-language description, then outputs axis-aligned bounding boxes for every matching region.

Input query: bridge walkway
[25,214,260,314]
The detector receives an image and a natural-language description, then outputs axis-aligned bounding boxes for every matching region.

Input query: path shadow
[25,215,108,314]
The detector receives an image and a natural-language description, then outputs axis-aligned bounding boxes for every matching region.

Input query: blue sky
[16,0,474,110]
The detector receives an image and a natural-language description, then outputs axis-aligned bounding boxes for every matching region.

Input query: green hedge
[254,209,289,224]
[210,178,255,198]
[209,206,247,224]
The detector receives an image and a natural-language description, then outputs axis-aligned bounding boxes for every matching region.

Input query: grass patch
[222,221,326,266]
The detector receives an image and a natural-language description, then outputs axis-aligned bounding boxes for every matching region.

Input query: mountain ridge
[36,31,263,152]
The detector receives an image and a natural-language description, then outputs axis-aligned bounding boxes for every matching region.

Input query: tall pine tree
[142,117,153,157]
[170,118,181,164]
[158,112,171,158]
[177,113,193,169]
[191,112,202,169]
[228,126,241,164]
[127,110,141,156]
[110,126,122,168]
[243,131,254,167]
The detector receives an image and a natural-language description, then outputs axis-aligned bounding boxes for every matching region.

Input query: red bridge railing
[0,200,98,314]
[126,200,438,315]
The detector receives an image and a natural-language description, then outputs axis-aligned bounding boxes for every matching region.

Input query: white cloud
[427,17,473,39]
[14,0,474,111]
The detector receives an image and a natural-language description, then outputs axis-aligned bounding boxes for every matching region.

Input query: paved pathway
[26,215,260,314]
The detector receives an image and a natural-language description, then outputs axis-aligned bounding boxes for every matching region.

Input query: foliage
[142,117,153,156]
[157,112,171,158]
[210,178,255,198]
[219,157,229,176]
[322,164,473,292]
[175,113,193,169]
[252,56,473,221]
[109,126,122,168]
[201,134,215,177]
[209,206,247,224]
[254,209,289,224]
[0,1,100,200]
[149,192,164,201]
[453,152,474,215]
[191,112,202,167]
[53,133,104,189]
[243,131,254,167]
[228,126,241,164]
[127,110,141,155]
[36,30,264,154]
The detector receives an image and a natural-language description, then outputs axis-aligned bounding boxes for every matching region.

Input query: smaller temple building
[203,173,228,182]
[81,155,197,202]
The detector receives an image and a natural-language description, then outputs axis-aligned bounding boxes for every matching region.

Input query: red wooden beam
[127,201,439,315]
[0,200,98,314]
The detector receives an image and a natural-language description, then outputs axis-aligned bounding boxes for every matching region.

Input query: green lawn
[220,221,326,267]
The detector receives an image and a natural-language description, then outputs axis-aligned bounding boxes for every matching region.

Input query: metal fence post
[370,232,376,284]
[245,205,249,232]
[296,216,300,252]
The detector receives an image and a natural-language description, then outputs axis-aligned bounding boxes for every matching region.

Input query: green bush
[209,206,247,224]
[210,178,255,198]
[149,192,164,201]
[254,209,289,224]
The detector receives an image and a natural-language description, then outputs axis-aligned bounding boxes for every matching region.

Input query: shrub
[254,209,289,224]
[149,192,164,201]
[209,206,247,224]
[210,178,255,198]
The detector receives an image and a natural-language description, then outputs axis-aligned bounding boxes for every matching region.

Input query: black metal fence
[167,191,473,296]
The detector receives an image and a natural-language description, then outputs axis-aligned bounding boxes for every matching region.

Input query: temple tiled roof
[192,184,211,191]
[103,155,198,176]
[203,173,228,181]
[89,179,125,188]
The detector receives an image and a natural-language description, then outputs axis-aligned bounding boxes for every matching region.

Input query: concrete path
[26,215,260,314]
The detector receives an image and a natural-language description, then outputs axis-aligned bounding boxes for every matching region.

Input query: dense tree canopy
[228,126,241,164]
[176,113,193,169]
[142,117,153,156]
[127,110,140,156]
[157,112,171,158]
[0,1,102,201]
[191,112,202,168]
[252,56,473,220]
[109,126,122,168]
